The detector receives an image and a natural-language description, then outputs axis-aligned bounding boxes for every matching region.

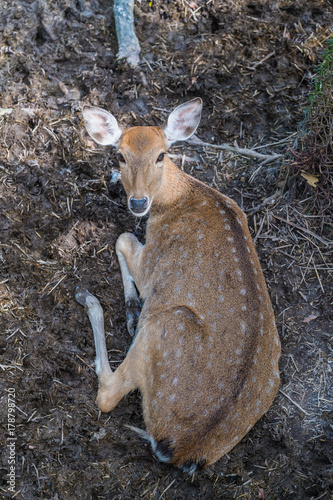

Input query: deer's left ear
[82,106,122,146]
[163,98,203,147]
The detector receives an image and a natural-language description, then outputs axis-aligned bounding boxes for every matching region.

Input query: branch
[273,215,332,246]
[114,0,140,67]
[187,135,282,162]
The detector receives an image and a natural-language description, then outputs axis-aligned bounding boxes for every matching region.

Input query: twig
[187,136,282,162]
[159,479,176,499]
[247,189,283,216]
[253,212,267,244]
[13,242,35,261]
[245,50,276,70]
[47,275,67,295]
[249,156,282,183]
[279,389,310,416]
[273,215,332,246]
[251,132,298,149]
[311,257,325,293]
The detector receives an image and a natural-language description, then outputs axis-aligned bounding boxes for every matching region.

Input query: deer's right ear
[82,106,122,146]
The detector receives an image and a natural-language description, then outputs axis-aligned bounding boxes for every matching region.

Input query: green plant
[290,36,333,217]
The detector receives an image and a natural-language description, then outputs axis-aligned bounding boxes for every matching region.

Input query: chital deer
[77,98,281,473]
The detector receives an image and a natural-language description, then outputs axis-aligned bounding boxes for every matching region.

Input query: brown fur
[94,124,281,469]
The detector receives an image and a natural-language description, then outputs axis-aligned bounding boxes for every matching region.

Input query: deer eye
[117,153,126,163]
[156,152,165,163]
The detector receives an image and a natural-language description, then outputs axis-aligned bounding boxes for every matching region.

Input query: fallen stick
[187,135,283,162]
[114,0,140,66]
[279,389,310,416]
[273,215,332,246]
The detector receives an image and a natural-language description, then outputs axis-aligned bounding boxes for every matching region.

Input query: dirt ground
[0,0,332,499]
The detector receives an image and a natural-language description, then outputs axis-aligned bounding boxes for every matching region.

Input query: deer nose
[129,197,149,215]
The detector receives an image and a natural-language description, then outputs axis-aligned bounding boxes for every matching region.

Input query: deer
[76,98,281,474]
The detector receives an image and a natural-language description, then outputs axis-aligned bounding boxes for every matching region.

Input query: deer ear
[163,97,203,147]
[82,106,122,146]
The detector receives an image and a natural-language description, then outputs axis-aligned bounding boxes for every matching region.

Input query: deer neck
[150,159,191,215]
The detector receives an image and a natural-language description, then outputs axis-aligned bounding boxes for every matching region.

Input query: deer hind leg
[116,232,145,336]
[76,288,137,412]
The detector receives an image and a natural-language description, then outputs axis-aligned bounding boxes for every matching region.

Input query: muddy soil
[0,1,332,499]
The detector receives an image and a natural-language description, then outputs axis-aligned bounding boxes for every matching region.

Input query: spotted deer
[77,98,281,473]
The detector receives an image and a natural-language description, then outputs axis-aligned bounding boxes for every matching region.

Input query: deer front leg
[76,287,136,412]
[116,232,144,336]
